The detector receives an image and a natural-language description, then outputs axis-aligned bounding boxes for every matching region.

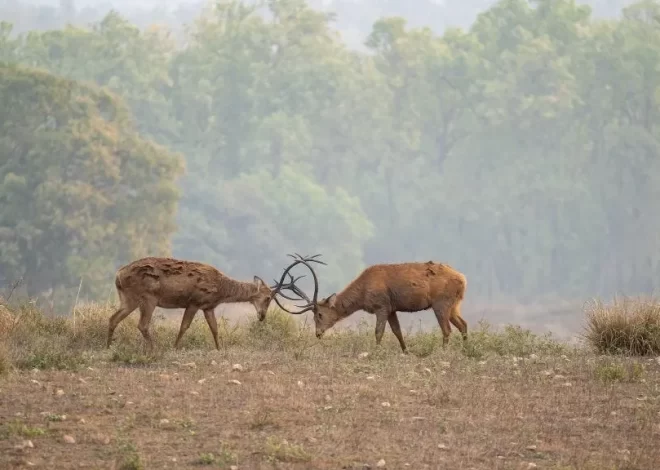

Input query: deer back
[117,257,224,308]
[356,262,465,311]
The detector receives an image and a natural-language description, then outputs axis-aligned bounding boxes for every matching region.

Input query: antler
[270,272,307,301]
[270,253,325,315]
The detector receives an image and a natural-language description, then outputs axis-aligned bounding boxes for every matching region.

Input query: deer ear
[327,293,337,308]
[253,276,266,288]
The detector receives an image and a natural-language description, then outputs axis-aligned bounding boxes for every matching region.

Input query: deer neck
[334,289,361,317]
[220,277,257,303]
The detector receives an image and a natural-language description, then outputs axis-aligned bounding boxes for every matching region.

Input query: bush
[584,297,660,356]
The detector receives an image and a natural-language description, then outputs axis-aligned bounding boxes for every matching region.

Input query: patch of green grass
[194,446,237,467]
[407,331,440,358]
[453,321,569,358]
[110,343,162,366]
[327,320,382,355]
[45,413,66,422]
[593,361,645,383]
[264,436,311,463]
[194,453,216,466]
[249,408,278,431]
[584,297,660,356]
[0,420,46,439]
[247,307,299,348]
[116,441,144,470]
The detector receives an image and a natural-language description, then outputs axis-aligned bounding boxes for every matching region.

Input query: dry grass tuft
[584,296,660,355]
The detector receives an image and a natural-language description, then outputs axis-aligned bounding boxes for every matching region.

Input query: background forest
[1,0,659,332]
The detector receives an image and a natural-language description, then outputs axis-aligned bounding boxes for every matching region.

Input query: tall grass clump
[584,297,660,356]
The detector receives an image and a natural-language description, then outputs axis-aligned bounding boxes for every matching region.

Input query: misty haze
[1,1,660,469]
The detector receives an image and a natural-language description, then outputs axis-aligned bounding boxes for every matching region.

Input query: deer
[106,256,296,351]
[270,254,468,352]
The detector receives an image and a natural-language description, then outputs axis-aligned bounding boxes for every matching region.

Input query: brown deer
[271,255,468,352]
[106,256,284,351]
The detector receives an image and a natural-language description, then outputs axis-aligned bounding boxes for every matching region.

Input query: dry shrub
[0,304,14,336]
[0,343,10,376]
[584,297,660,356]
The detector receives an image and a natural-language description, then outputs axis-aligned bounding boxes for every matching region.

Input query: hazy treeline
[1,0,659,310]
[1,0,638,45]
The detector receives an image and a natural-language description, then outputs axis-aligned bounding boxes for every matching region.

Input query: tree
[0,64,184,300]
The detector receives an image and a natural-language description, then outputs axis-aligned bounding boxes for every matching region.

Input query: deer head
[270,254,341,338]
[252,276,273,321]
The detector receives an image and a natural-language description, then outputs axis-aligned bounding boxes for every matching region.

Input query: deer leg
[106,300,138,348]
[432,300,452,347]
[203,308,220,350]
[387,312,407,353]
[174,305,199,349]
[450,299,468,341]
[137,300,157,352]
[450,315,468,342]
[374,309,389,346]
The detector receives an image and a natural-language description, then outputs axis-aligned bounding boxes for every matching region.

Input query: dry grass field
[1,300,660,470]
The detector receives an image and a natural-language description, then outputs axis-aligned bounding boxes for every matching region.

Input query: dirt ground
[1,345,660,470]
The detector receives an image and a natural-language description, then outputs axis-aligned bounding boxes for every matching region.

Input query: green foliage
[0,63,183,301]
[584,297,660,355]
[1,0,660,309]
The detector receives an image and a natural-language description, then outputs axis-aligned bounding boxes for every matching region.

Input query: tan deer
[271,255,468,352]
[106,256,282,351]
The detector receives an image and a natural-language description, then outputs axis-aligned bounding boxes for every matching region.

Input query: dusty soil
[1,347,659,470]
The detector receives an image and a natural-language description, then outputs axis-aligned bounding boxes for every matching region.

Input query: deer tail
[455,274,467,301]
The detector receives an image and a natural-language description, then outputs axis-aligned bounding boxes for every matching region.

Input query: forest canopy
[0,0,659,308]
